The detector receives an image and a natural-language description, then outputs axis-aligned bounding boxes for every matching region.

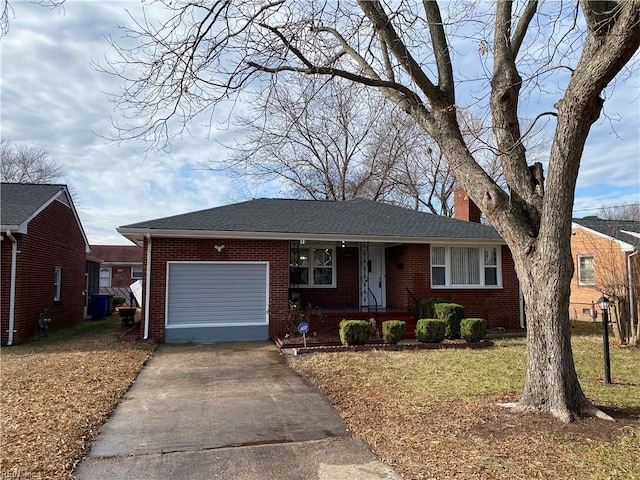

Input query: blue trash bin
[91,294,111,320]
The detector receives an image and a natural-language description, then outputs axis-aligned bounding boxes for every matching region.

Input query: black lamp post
[598,295,612,384]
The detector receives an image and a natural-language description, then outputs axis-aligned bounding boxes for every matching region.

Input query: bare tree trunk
[511,236,605,422]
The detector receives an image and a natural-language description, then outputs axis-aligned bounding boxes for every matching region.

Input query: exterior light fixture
[214,244,225,252]
[597,295,612,384]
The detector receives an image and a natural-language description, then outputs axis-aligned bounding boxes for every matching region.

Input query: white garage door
[165,262,269,343]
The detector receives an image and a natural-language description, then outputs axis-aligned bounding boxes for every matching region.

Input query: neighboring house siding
[142,237,289,342]
[386,244,521,330]
[1,200,86,344]
[570,226,630,321]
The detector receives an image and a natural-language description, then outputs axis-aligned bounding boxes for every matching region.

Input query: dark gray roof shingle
[120,197,502,240]
[573,218,640,247]
[1,183,67,227]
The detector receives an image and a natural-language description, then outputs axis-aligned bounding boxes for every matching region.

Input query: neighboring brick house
[570,218,639,323]
[1,183,90,345]
[117,188,523,343]
[89,244,143,296]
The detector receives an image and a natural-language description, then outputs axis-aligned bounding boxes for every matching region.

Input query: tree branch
[511,0,538,58]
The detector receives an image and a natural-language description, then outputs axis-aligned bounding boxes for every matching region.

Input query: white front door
[368,245,386,309]
[360,243,387,309]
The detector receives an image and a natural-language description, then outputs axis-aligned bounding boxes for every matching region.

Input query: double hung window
[431,245,501,288]
[290,245,336,287]
[577,254,595,286]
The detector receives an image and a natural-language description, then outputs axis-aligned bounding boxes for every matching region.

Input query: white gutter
[628,249,638,336]
[6,230,18,346]
[143,234,152,340]
[116,227,505,246]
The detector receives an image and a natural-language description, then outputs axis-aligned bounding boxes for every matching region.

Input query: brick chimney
[453,187,481,223]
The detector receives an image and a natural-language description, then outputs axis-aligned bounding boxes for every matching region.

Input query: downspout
[143,234,152,340]
[6,230,18,346]
[628,249,638,339]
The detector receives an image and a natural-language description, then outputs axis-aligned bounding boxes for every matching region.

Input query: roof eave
[117,227,505,245]
[572,222,635,251]
[1,224,25,234]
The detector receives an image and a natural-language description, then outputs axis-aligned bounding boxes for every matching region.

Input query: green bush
[460,318,487,342]
[415,319,447,343]
[112,296,126,307]
[382,320,406,344]
[419,297,444,319]
[339,319,371,346]
[434,303,465,339]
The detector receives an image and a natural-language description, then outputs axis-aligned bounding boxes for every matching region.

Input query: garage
[165,261,269,343]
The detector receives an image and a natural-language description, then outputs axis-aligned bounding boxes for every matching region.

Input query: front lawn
[0,316,155,479]
[289,322,640,480]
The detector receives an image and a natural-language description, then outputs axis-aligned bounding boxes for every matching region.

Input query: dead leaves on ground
[1,336,154,479]
[290,351,640,480]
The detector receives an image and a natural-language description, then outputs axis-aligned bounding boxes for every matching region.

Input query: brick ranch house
[570,218,639,324]
[117,189,524,343]
[1,183,90,345]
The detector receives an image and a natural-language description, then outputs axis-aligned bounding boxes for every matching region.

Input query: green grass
[290,322,640,480]
[27,314,125,348]
[373,327,640,409]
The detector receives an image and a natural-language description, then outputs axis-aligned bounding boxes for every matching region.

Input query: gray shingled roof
[0,183,67,227]
[119,197,502,241]
[573,218,640,247]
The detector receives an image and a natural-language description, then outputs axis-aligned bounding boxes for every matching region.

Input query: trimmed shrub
[382,320,406,344]
[339,319,371,346]
[419,297,445,319]
[460,318,487,342]
[434,303,465,339]
[112,296,126,307]
[415,319,447,343]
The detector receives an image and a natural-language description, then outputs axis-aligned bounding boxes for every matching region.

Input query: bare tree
[214,77,408,202]
[598,203,640,221]
[218,76,460,212]
[0,140,64,184]
[106,1,640,422]
[0,0,65,37]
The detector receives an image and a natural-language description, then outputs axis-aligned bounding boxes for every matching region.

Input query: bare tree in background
[598,203,640,221]
[0,140,64,184]
[105,1,640,422]
[0,0,64,37]
[217,77,459,212]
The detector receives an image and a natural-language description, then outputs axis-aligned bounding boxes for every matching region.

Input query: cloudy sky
[1,1,638,245]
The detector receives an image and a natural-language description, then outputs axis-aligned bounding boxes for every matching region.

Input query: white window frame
[99,267,111,288]
[430,245,503,289]
[54,266,62,301]
[290,244,337,288]
[577,254,595,286]
[131,266,143,279]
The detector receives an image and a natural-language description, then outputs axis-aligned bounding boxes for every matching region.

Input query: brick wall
[385,244,522,330]
[569,226,631,321]
[1,200,87,344]
[141,237,290,342]
[109,265,138,288]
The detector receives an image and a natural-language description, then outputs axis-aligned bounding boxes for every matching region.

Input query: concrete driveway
[75,342,401,480]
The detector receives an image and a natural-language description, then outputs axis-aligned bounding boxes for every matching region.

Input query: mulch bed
[274,334,494,355]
